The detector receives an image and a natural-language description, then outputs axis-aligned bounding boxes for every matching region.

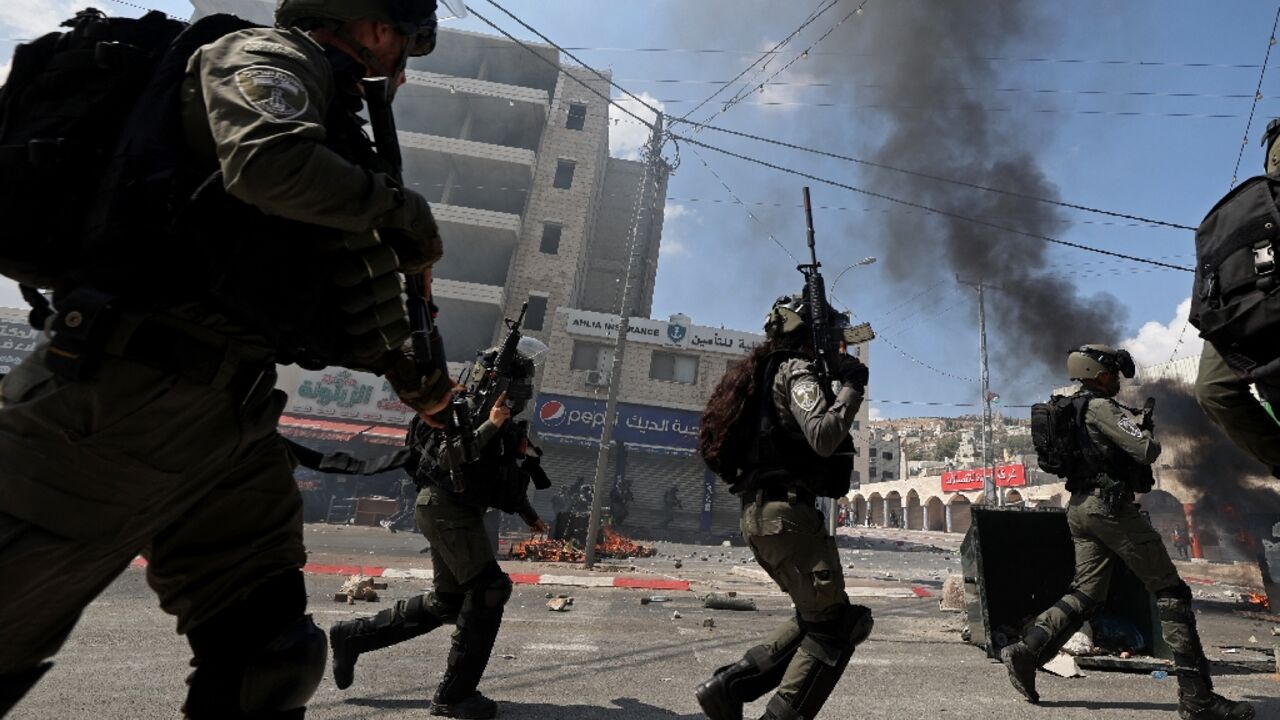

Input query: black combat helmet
[764,291,861,346]
[275,0,440,56]
[1262,117,1280,176]
[1066,344,1135,381]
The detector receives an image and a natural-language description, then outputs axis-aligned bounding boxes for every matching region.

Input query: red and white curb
[130,558,690,591]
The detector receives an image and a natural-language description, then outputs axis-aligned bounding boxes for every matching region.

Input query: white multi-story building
[185,4,872,536]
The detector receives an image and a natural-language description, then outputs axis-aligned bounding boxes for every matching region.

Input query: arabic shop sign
[532,393,701,450]
[941,464,1027,493]
[563,309,760,356]
[285,368,415,425]
[0,314,38,375]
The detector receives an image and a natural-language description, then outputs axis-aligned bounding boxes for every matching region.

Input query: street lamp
[829,256,877,295]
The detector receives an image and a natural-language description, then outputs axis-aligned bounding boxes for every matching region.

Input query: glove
[384,347,453,415]
[383,190,443,273]
[1138,397,1155,433]
[836,354,869,389]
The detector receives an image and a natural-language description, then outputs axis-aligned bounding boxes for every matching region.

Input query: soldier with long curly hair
[695,292,871,720]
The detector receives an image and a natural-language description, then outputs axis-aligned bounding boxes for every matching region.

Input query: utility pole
[957,276,999,507]
[584,113,667,568]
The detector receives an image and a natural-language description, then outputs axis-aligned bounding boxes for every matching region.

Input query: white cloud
[1121,297,1203,368]
[0,2,75,39]
[659,202,696,260]
[0,59,10,86]
[868,407,883,421]
[664,202,691,222]
[609,91,665,160]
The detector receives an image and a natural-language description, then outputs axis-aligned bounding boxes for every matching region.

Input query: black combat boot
[431,589,506,718]
[430,691,499,719]
[695,617,806,720]
[1176,668,1254,719]
[999,641,1040,704]
[330,595,448,689]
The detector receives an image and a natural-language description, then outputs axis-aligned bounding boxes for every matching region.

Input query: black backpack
[0,9,186,289]
[1031,393,1095,479]
[1190,175,1280,380]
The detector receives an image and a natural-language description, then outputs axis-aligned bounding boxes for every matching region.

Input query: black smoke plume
[669,1,1128,386]
[1131,379,1280,561]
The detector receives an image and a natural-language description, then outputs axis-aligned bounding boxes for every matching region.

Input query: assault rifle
[470,302,529,421]
[800,187,835,397]
[363,77,473,491]
[799,188,875,400]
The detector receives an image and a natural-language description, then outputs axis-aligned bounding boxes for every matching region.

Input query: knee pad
[184,570,325,718]
[423,591,465,624]
[239,615,327,712]
[471,563,513,612]
[797,605,873,667]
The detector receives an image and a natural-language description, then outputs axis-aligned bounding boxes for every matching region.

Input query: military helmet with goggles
[1067,344,1135,381]
[765,292,862,346]
[276,0,440,56]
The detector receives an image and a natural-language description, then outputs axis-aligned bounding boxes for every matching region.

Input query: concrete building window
[650,351,698,384]
[539,223,561,254]
[524,295,548,331]
[553,160,576,189]
[882,451,893,461]
[566,103,587,131]
[571,341,610,371]
[883,471,895,480]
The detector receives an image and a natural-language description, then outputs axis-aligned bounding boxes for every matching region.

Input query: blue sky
[2,1,1276,418]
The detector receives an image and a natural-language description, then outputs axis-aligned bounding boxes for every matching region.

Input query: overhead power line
[487,0,1190,233]
[677,0,840,124]
[469,2,1192,274]
[672,133,1196,272]
[694,0,873,128]
[1228,3,1280,188]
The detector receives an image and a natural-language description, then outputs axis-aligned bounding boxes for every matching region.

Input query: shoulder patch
[791,378,821,413]
[235,65,309,120]
[241,40,311,63]
[1117,414,1144,439]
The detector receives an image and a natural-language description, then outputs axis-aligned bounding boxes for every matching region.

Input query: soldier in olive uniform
[696,294,871,720]
[1193,120,1280,478]
[329,347,549,719]
[0,2,452,717]
[1001,346,1253,720]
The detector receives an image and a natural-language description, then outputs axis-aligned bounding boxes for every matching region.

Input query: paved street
[16,525,1280,719]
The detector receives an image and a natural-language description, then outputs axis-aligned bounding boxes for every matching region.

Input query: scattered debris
[640,596,671,605]
[512,527,657,563]
[703,618,716,629]
[671,611,682,620]
[721,540,731,547]
[674,560,683,569]
[334,575,385,603]
[703,593,758,611]
[501,654,516,660]
[1062,624,1097,657]
[938,574,965,612]
[1042,653,1083,678]
[1151,670,1168,680]
[546,597,571,612]
[1249,635,1258,644]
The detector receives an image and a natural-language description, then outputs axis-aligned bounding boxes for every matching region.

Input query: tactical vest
[416,418,550,513]
[732,351,853,499]
[1190,174,1280,381]
[1059,391,1155,495]
[78,21,406,371]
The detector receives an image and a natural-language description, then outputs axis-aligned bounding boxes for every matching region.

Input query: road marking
[522,643,599,652]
